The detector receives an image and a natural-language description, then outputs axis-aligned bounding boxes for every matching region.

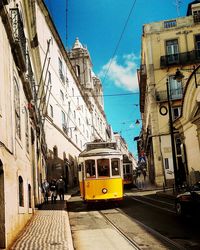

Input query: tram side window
[97,159,110,177]
[85,160,96,178]
[111,159,120,176]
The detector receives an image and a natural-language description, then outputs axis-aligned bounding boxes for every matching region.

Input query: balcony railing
[156,88,183,102]
[10,7,26,72]
[160,50,200,68]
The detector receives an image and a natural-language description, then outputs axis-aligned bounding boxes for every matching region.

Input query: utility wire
[102,0,137,84]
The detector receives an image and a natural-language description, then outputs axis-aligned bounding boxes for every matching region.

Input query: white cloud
[99,53,139,92]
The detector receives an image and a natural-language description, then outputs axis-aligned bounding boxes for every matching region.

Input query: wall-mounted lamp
[174,66,199,88]
[135,119,141,125]
[173,68,184,82]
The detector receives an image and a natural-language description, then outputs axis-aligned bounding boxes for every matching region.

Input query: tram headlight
[102,188,107,194]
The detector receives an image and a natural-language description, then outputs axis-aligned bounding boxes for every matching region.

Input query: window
[58,57,64,82]
[164,158,169,169]
[195,34,200,58]
[50,104,53,118]
[166,39,179,64]
[18,176,24,207]
[111,159,120,176]
[85,160,96,178]
[172,107,181,120]
[74,110,76,119]
[72,88,74,97]
[193,10,200,23]
[53,146,58,158]
[25,108,29,153]
[60,90,64,102]
[97,159,110,177]
[48,71,51,85]
[76,65,80,77]
[61,110,66,125]
[75,134,78,144]
[78,118,81,126]
[14,78,21,139]
[169,76,183,100]
[28,184,31,208]
[164,20,176,28]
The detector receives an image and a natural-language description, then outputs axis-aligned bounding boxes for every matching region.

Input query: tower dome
[72,37,83,49]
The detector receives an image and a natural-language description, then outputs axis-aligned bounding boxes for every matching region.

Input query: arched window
[28,184,31,208]
[18,176,24,207]
[76,65,80,77]
[14,78,21,139]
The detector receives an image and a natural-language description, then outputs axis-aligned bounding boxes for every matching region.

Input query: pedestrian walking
[42,179,50,204]
[49,179,57,203]
[56,176,65,200]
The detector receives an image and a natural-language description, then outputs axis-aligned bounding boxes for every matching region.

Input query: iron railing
[156,88,183,102]
[10,7,26,72]
[160,50,200,68]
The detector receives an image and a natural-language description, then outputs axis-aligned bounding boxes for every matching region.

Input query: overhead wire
[102,0,137,85]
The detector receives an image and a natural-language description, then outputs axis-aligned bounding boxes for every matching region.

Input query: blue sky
[44,0,191,157]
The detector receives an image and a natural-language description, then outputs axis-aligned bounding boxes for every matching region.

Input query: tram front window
[97,159,110,177]
[111,159,120,176]
[85,160,96,178]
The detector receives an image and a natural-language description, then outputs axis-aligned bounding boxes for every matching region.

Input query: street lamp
[166,78,179,191]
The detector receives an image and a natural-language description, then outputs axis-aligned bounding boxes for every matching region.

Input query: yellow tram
[123,162,133,188]
[78,141,124,202]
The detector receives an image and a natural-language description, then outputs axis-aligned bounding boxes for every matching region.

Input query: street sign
[139,156,146,163]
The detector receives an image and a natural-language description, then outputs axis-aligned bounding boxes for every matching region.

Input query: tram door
[78,162,85,199]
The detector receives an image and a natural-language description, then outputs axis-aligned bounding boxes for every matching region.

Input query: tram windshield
[111,158,120,176]
[85,160,96,178]
[97,159,110,177]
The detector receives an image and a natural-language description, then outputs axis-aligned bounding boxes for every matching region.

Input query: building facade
[0,0,47,248]
[138,0,200,187]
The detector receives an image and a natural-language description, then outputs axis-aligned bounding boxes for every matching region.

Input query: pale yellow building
[0,0,47,248]
[139,1,200,187]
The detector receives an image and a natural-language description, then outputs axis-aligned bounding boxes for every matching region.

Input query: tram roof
[79,147,122,157]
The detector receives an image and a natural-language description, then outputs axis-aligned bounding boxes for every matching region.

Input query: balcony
[10,8,27,72]
[160,50,200,68]
[155,88,183,102]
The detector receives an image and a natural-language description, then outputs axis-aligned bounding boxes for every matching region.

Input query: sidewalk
[131,183,179,201]
[10,187,79,250]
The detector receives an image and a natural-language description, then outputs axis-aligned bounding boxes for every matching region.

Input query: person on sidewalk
[56,176,65,201]
[50,179,57,204]
[42,179,50,204]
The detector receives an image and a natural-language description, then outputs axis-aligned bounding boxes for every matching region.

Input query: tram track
[99,207,186,250]
[99,210,141,250]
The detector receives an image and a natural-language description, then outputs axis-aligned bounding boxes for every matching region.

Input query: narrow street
[68,189,200,250]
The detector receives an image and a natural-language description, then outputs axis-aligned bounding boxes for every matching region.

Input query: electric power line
[102,0,137,85]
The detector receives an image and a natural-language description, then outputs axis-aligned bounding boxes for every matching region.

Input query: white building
[36,3,112,187]
[0,0,47,248]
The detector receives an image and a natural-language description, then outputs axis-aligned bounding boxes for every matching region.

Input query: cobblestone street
[10,196,74,250]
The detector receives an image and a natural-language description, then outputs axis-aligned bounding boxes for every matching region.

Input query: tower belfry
[68,37,104,108]
[68,37,93,89]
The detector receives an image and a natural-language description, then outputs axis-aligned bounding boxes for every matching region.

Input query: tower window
[76,65,80,77]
